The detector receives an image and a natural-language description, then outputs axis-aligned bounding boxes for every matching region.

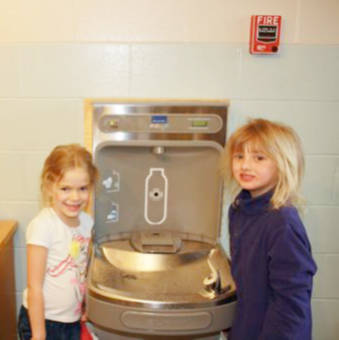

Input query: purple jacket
[228,190,317,340]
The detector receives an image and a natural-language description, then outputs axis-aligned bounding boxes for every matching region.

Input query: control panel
[99,114,223,134]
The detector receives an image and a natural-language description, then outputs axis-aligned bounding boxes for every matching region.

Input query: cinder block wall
[0,1,338,339]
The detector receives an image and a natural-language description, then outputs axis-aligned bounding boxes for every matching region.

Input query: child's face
[48,167,91,227]
[232,145,279,198]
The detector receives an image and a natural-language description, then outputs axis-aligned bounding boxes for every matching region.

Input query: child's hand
[81,310,88,322]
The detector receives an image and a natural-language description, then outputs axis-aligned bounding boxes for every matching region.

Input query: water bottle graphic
[144,168,168,225]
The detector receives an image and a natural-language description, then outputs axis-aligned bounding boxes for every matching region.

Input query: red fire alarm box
[250,15,282,54]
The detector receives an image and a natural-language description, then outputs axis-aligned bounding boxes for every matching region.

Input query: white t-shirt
[23,207,93,323]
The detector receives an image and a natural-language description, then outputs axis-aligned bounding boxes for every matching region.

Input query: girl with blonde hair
[221,118,317,339]
[18,144,98,340]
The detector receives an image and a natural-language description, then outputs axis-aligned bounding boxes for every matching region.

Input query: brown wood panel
[0,221,18,340]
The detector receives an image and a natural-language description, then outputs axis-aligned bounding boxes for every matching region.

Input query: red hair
[41,144,98,205]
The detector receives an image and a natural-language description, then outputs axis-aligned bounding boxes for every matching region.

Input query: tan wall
[0,1,338,339]
[0,0,338,44]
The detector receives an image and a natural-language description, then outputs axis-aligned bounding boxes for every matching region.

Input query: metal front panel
[94,145,222,242]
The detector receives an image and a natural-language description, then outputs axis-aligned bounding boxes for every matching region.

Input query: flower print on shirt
[47,234,90,315]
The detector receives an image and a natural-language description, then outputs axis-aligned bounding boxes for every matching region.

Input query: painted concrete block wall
[0,0,338,339]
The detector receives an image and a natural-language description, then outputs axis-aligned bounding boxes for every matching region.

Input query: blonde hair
[41,144,98,206]
[220,118,305,209]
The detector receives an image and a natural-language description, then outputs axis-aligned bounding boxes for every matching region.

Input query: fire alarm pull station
[250,15,282,55]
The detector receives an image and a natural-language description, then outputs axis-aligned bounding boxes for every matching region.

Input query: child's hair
[221,118,305,209]
[41,144,98,205]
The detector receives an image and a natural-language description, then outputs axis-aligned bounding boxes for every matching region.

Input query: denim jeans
[18,305,81,340]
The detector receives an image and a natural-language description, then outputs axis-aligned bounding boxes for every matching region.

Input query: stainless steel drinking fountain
[86,100,236,340]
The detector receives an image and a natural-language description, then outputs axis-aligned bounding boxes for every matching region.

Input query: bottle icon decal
[102,177,112,189]
[106,202,119,223]
[144,168,168,225]
[102,170,120,192]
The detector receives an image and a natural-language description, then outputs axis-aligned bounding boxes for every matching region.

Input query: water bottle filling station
[86,100,237,339]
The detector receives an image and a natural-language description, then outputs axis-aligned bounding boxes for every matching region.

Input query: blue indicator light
[151,115,168,124]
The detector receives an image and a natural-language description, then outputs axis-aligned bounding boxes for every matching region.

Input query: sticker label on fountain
[106,202,119,223]
[144,168,168,225]
[102,170,120,192]
[151,115,167,124]
[150,115,168,130]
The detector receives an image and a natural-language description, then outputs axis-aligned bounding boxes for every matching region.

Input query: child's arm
[260,220,316,339]
[27,244,48,340]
